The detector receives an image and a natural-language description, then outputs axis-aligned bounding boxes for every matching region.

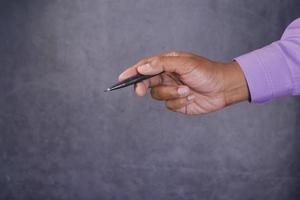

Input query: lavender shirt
[235,18,300,103]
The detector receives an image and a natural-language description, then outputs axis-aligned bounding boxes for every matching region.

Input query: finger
[119,52,169,81]
[142,75,163,89]
[118,66,138,81]
[118,59,149,81]
[119,51,193,80]
[136,73,179,96]
[134,82,147,96]
[132,75,163,97]
[162,51,194,57]
[136,72,181,96]
[137,56,196,76]
[146,72,183,88]
[133,72,174,96]
[151,85,190,101]
[165,95,195,111]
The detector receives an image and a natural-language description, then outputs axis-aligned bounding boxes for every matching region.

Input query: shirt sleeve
[235,18,300,103]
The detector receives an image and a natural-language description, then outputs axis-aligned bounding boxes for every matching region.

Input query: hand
[119,51,249,115]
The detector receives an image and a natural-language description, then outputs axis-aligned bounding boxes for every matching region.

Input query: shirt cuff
[235,42,293,103]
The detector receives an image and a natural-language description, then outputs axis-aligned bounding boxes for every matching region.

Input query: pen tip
[104,88,111,92]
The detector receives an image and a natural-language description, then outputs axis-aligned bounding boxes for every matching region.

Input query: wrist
[222,61,250,106]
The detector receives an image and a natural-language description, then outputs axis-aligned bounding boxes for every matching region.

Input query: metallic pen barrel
[104,82,131,92]
[105,73,160,92]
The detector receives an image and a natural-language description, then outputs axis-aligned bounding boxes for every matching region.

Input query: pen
[104,73,162,92]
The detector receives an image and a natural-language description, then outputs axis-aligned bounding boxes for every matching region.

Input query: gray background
[0,0,300,199]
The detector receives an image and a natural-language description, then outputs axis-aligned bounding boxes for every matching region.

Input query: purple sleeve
[235,18,300,103]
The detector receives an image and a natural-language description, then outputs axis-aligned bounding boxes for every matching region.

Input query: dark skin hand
[119,51,249,115]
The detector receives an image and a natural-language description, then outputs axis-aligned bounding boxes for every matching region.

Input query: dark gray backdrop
[0,0,300,199]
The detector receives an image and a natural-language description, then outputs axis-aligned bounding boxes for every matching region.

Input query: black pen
[104,73,162,92]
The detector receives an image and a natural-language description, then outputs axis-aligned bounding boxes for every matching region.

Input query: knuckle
[150,56,166,73]
[167,51,178,56]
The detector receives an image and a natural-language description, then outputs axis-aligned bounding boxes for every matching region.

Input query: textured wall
[0,0,300,199]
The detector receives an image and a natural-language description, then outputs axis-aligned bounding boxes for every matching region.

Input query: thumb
[137,56,195,75]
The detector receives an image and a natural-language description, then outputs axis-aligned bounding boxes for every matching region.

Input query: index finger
[118,51,193,81]
[118,59,148,81]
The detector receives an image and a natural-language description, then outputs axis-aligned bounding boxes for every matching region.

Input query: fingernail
[177,86,190,96]
[138,63,151,72]
[119,72,126,79]
[187,95,195,101]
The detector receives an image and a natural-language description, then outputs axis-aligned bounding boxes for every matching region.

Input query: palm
[159,61,226,115]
